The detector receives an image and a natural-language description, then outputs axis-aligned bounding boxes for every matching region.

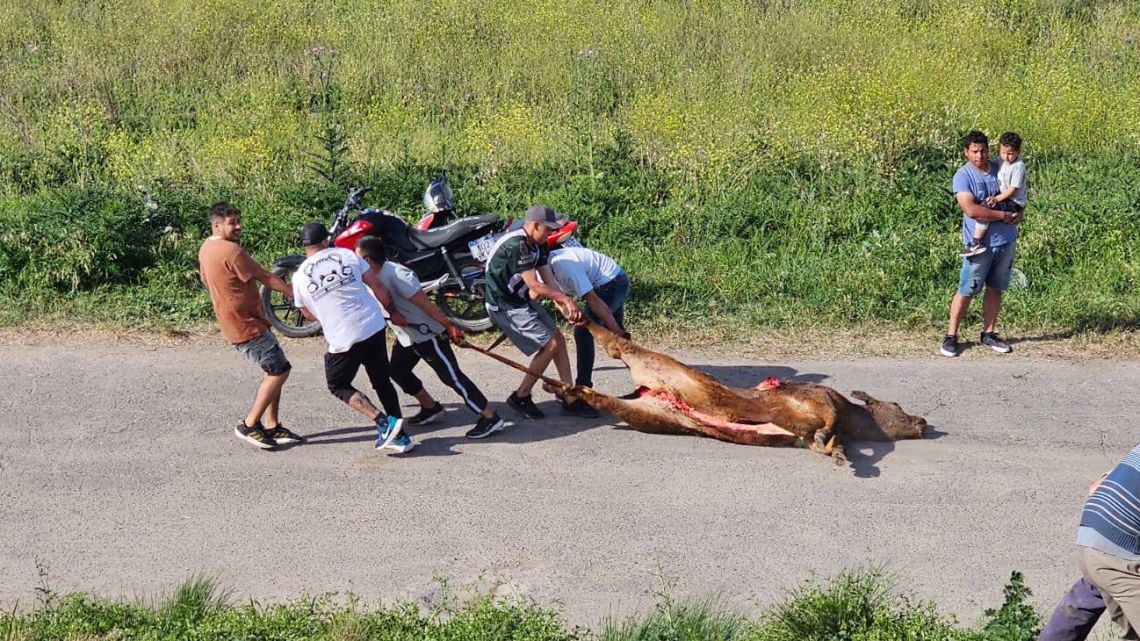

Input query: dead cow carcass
[550,323,927,463]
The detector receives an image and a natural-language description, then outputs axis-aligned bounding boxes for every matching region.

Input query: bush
[0,570,1046,641]
[748,567,969,641]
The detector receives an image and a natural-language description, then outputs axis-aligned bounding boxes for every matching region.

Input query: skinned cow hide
[549,322,927,463]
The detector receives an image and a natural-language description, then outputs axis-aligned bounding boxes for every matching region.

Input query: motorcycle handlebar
[330,186,373,237]
[347,186,371,207]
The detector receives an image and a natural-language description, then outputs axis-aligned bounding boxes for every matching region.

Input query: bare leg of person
[947,293,972,337]
[982,287,1003,334]
[517,333,563,397]
[245,370,289,427]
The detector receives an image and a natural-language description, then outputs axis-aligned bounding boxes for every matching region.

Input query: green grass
[1,0,1138,335]
[0,569,1043,641]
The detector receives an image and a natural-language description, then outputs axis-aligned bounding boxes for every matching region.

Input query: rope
[457,339,569,391]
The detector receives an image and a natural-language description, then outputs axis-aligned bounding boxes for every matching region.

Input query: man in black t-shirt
[484,205,598,420]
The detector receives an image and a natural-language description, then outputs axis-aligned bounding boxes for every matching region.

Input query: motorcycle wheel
[259,265,322,339]
[434,257,493,333]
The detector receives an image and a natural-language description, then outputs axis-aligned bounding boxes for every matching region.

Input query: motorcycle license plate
[469,234,496,262]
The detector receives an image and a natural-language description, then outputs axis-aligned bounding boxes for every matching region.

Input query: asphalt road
[1,335,1135,628]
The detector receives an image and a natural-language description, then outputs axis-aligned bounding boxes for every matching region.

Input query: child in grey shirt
[961,131,1027,257]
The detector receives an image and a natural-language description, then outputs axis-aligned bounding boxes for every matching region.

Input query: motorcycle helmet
[423,173,456,214]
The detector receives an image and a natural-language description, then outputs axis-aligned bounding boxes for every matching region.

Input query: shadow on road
[410,399,609,456]
[845,424,948,478]
[297,396,609,456]
[694,365,829,387]
[297,425,375,446]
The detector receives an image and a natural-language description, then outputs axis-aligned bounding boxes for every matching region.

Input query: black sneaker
[234,422,277,450]
[507,392,544,420]
[939,334,959,358]
[960,242,987,258]
[265,424,304,444]
[466,412,506,439]
[980,332,1012,354]
[407,402,445,426]
[560,398,600,418]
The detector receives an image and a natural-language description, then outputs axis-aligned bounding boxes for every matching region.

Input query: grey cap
[299,221,329,247]
[523,205,566,229]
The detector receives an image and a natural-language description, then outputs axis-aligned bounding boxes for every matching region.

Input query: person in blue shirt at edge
[1052,445,1140,640]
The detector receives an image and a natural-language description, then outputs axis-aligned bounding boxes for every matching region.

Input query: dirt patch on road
[1,319,1136,360]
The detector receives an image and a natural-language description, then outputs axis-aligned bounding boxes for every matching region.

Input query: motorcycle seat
[409,214,499,249]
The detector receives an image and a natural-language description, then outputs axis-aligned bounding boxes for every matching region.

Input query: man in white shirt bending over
[548,245,630,389]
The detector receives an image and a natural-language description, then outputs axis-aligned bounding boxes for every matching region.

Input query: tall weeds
[0,0,1137,332]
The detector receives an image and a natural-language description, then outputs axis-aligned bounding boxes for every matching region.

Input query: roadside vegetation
[0,0,1138,337]
[1,568,1045,641]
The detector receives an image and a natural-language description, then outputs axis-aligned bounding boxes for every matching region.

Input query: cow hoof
[814,429,833,447]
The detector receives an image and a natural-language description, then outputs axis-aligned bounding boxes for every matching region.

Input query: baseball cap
[299,221,329,247]
[523,205,566,229]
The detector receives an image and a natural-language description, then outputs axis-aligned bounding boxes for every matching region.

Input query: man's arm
[523,267,582,323]
[257,270,292,297]
[956,192,1011,224]
[231,251,291,296]
[582,290,626,337]
[362,267,407,326]
[989,186,1018,204]
[525,265,571,302]
[407,290,464,343]
[298,305,316,321]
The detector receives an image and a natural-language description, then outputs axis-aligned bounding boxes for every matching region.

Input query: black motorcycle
[260,186,506,338]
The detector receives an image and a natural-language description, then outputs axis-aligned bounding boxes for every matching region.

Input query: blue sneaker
[386,434,416,454]
[375,415,404,450]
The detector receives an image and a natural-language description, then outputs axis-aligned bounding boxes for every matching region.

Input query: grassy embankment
[0,1,1138,341]
[1,569,1046,640]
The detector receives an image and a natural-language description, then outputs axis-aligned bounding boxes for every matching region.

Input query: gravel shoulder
[1,330,1136,626]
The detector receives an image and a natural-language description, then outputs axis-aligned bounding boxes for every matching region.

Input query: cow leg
[808,403,841,457]
[830,438,847,465]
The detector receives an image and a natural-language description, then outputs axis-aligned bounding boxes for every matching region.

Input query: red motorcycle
[261,186,507,337]
[416,172,581,247]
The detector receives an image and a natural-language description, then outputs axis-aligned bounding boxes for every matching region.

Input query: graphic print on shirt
[506,241,538,299]
[302,252,356,301]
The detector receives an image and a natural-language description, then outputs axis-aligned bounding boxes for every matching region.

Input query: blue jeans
[574,272,630,387]
[1038,577,1105,641]
[957,241,1016,297]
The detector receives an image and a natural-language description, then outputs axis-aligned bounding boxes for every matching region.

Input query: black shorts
[324,329,388,395]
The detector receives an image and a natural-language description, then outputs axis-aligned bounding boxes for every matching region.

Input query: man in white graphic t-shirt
[291,222,413,453]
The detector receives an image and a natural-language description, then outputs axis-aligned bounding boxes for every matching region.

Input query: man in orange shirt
[198,202,304,450]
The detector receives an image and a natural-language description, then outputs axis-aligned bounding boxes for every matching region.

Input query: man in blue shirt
[940,130,1023,358]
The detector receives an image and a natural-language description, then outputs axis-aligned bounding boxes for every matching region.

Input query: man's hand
[1089,472,1108,495]
[1010,211,1023,224]
[558,299,583,324]
[446,323,464,344]
[985,196,997,207]
[389,311,408,327]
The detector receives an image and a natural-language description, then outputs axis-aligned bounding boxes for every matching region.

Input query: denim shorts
[958,242,1017,297]
[487,302,557,357]
[234,331,292,375]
